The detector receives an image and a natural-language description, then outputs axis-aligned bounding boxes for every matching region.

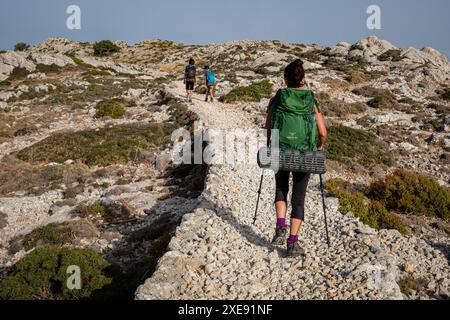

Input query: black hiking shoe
[271,226,288,245]
[286,241,306,258]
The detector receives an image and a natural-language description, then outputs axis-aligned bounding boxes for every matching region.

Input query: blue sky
[0,0,449,57]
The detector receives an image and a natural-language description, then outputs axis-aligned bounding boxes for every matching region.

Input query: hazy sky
[1,0,449,57]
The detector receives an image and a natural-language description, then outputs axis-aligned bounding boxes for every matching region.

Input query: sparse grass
[0,156,90,196]
[327,125,394,168]
[73,201,105,218]
[73,200,131,224]
[16,98,192,166]
[65,54,92,69]
[158,194,172,201]
[316,92,366,117]
[398,275,428,296]
[367,169,450,221]
[352,86,397,109]
[221,80,273,103]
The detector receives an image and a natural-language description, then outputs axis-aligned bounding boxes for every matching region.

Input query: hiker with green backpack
[264,59,327,257]
[203,65,216,102]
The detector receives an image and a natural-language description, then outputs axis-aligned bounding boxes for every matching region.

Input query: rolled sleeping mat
[257,147,327,174]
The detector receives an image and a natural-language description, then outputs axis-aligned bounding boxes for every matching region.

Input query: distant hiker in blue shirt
[184,58,197,103]
[203,65,216,103]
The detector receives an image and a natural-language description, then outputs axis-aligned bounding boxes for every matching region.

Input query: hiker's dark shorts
[186,81,195,91]
[275,171,310,221]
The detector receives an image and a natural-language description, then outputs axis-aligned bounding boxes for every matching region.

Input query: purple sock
[287,235,298,244]
[276,218,287,228]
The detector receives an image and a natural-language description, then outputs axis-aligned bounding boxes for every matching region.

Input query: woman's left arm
[314,105,327,150]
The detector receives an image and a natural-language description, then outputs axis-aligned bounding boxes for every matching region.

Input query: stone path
[135,82,450,300]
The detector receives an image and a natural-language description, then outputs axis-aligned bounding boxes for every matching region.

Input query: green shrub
[327,125,394,168]
[94,100,126,119]
[93,40,120,56]
[0,247,112,300]
[367,169,450,221]
[14,42,30,52]
[221,80,273,103]
[378,49,404,62]
[325,178,375,227]
[0,50,6,54]
[15,124,168,166]
[368,201,409,234]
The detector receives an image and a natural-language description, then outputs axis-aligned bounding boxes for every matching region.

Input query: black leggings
[275,171,310,221]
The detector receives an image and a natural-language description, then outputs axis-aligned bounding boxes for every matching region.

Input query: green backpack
[270,88,320,152]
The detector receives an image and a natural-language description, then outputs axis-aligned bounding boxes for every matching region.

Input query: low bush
[221,80,273,103]
[327,125,394,168]
[325,178,409,234]
[367,169,450,220]
[94,100,126,119]
[14,42,30,52]
[378,49,404,62]
[8,67,29,81]
[0,247,112,300]
[93,40,120,57]
[441,88,450,101]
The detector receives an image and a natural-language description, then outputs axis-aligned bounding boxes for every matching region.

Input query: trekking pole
[319,174,331,247]
[253,172,264,225]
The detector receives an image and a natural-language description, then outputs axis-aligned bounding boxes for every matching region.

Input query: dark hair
[204,65,210,70]
[189,58,195,65]
[284,59,305,87]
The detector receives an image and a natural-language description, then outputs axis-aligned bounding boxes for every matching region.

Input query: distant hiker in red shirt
[184,58,197,103]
